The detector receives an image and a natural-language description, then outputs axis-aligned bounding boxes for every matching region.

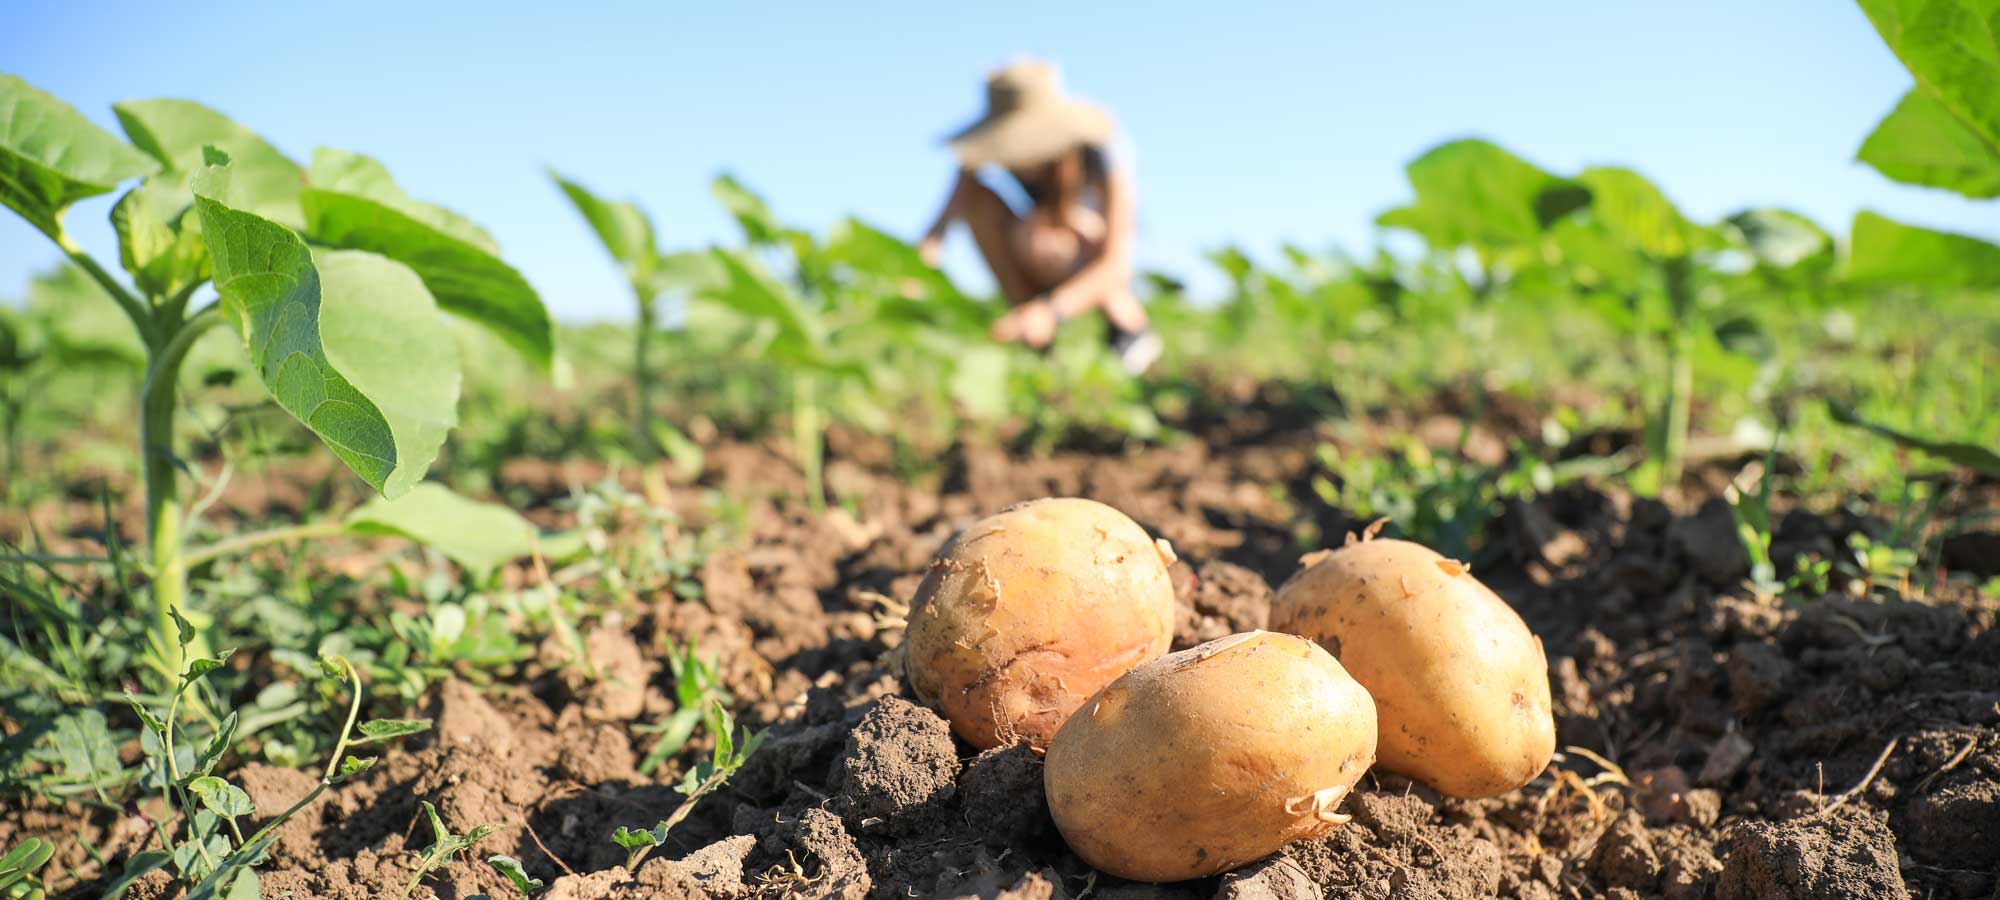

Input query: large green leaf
[1375,138,1587,250]
[1845,210,2000,288]
[711,173,786,245]
[1830,401,2000,476]
[1858,88,2000,197]
[1857,0,2000,160]
[112,175,210,298]
[0,73,158,239]
[113,99,305,225]
[303,148,553,369]
[344,483,538,578]
[1577,167,1703,260]
[550,169,657,284]
[315,249,461,497]
[1724,208,1834,271]
[192,164,398,493]
[706,248,825,364]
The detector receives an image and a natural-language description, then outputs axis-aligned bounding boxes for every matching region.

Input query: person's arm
[1042,167,1136,318]
[918,169,967,266]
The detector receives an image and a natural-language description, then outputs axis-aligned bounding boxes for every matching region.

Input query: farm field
[4,3,2000,899]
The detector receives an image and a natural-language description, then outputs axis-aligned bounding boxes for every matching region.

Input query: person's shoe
[1110,327,1162,375]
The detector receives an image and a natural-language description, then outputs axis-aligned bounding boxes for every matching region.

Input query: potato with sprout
[904,498,1178,750]
[1270,530,1555,798]
[1043,631,1378,882]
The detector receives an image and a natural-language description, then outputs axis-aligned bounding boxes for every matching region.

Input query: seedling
[107,644,429,899]
[0,75,552,675]
[399,801,499,900]
[635,640,730,776]
[611,701,764,871]
[550,172,718,455]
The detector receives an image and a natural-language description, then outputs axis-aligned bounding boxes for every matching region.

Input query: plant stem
[634,287,659,452]
[140,307,223,672]
[58,232,158,348]
[1658,259,1694,491]
[792,374,824,513]
[181,521,344,571]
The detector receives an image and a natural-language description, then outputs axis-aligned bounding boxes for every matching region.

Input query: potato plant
[0,75,551,673]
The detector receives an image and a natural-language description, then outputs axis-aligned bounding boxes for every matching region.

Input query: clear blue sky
[4,0,1994,320]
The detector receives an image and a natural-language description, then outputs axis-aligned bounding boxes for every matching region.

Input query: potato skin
[1270,538,1555,798]
[905,498,1177,750]
[1044,631,1378,882]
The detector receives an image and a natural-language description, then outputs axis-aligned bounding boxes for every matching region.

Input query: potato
[1269,534,1554,798]
[904,497,1177,750]
[1044,631,1377,882]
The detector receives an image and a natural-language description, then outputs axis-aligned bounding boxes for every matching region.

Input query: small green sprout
[400,801,499,900]
[612,701,764,871]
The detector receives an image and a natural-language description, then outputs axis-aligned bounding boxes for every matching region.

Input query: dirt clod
[1715,809,1905,900]
[834,696,959,833]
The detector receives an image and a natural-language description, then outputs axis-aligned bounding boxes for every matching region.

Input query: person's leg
[945,172,1041,305]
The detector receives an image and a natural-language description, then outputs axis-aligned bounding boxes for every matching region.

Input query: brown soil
[9,399,1999,900]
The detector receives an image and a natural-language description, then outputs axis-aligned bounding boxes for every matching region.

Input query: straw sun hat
[946,59,1114,169]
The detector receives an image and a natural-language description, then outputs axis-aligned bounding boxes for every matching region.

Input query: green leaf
[112,98,305,225]
[1723,208,1834,271]
[337,755,377,778]
[344,482,536,577]
[352,717,433,745]
[1857,0,2000,160]
[192,163,399,494]
[314,249,462,497]
[100,851,171,900]
[181,831,277,900]
[170,607,196,648]
[195,711,239,777]
[0,839,55,886]
[1845,210,2000,289]
[488,855,543,897]
[610,825,666,852]
[1829,401,2000,476]
[122,691,168,734]
[182,650,234,685]
[111,175,210,298]
[0,73,158,239]
[711,173,784,245]
[706,248,824,365]
[1375,138,1586,249]
[1858,88,2000,197]
[187,776,257,818]
[1577,167,1703,260]
[47,709,120,784]
[549,170,657,285]
[303,148,553,369]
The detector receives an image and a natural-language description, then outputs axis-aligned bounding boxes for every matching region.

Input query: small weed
[399,801,499,900]
[612,701,764,871]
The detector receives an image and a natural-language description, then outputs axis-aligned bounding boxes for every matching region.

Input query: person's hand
[992,298,1059,348]
[918,234,944,268]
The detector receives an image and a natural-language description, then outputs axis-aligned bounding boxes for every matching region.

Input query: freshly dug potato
[1270,535,1554,798]
[1044,631,1377,882]
[905,497,1177,749]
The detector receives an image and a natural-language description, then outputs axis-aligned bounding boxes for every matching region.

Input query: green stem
[140,307,223,672]
[57,232,158,348]
[634,287,659,453]
[181,521,344,571]
[1658,259,1694,492]
[792,374,824,513]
